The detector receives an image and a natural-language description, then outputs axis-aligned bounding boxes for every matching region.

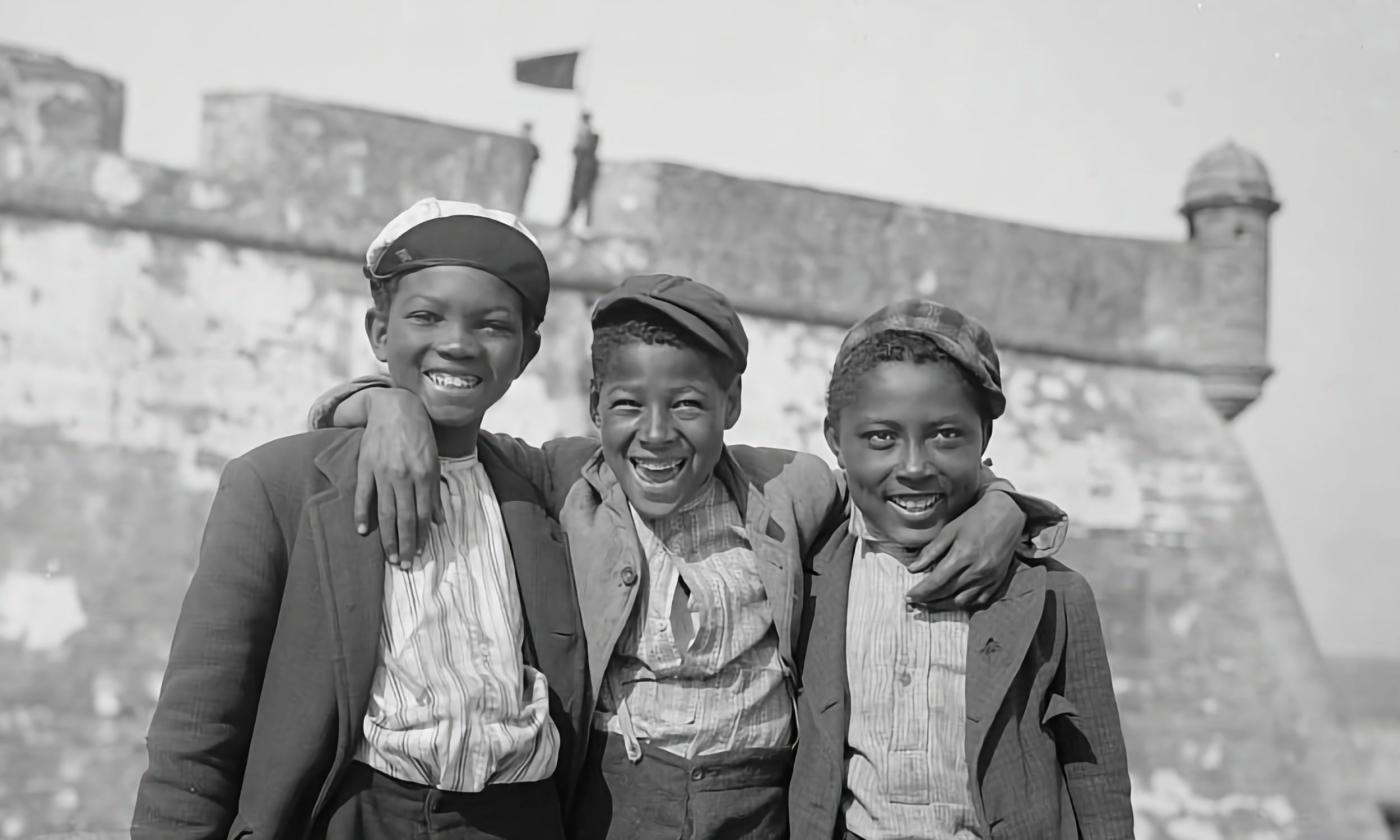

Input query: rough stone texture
[0,44,123,152]
[201,93,541,231]
[0,45,1387,839]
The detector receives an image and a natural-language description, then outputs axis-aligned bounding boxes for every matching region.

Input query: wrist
[366,387,422,421]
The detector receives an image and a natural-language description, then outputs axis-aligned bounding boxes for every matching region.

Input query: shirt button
[690,768,706,781]
[897,671,912,687]
[620,567,638,586]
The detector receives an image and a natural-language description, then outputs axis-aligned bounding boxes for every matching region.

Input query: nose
[435,323,482,359]
[894,441,935,481]
[638,406,677,446]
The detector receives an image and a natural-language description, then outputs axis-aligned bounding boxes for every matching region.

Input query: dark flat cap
[591,274,749,373]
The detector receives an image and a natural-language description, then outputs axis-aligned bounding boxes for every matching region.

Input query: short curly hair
[825,330,993,438]
[591,303,738,388]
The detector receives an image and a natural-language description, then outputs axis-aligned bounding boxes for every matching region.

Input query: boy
[790,300,1133,839]
[133,199,589,840]
[316,276,1066,839]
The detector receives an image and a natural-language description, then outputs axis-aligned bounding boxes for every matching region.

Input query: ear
[588,380,603,429]
[723,376,743,430]
[517,330,542,376]
[823,417,846,470]
[365,308,389,364]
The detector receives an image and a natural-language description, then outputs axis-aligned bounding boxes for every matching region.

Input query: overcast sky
[7,0,1398,657]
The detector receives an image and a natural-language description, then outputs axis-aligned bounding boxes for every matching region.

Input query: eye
[862,430,896,449]
[406,310,440,324]
[482,320,517,334]
[609,398,642,411]
[674,399,704,410]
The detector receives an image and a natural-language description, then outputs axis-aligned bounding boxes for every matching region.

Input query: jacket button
[690,768,706,781]
[620,567,638,586]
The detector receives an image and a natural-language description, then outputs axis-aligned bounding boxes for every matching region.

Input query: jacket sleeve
[132,457,288,840]
[978,463,1070,559]
[1054,572,1135,840]
[306,373,394,430]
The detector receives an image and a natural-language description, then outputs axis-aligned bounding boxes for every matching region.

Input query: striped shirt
[843,510,984,840]
[598,478,792,758]
[354,455,559,791]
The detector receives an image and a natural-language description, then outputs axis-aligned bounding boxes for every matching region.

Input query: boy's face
[590,341,740,519]
[825,360,985,548]
[367,265,535,457]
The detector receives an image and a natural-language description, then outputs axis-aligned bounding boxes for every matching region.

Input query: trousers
[312,761,565,840]
[571,731,794,840]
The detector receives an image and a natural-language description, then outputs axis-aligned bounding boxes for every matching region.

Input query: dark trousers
[570,731,793,840]
[313,761,565,840]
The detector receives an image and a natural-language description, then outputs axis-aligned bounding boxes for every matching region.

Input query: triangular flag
[515,51,580,90]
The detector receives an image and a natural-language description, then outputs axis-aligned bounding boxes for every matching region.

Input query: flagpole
[575,42,594,113]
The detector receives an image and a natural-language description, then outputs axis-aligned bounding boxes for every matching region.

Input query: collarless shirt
[598,478,792,758]
[843,510,983,840]
[355,454,559,791]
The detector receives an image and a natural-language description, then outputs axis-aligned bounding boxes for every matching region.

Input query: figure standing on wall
[562,111,599,231]
[519,120,541,215]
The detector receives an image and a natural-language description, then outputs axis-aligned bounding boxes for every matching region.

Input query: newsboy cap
[364,198,550,324]
[838,299,1006,419]
[591,274,749,374]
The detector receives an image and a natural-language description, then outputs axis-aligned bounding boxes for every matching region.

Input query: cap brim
[594,294,740,370]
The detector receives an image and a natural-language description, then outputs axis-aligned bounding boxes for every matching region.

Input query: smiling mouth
[887,493,943,515]
[424,371,483,391]
[630,457,686,485]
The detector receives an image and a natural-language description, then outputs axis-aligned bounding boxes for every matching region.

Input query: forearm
[976,462,1067,557]
[307,374,394,430]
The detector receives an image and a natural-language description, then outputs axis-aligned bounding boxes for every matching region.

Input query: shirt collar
[850,505,921,564]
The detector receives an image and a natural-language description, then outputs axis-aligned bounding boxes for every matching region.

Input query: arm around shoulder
[306,373,394,430]
[1052,566,1134,840]
[132,455,290,839]
[788,451,847,559]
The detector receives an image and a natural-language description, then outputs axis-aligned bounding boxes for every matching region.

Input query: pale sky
[7,0,1398,657]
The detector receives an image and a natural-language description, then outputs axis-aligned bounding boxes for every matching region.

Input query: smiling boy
[791,300,1132,840]
[133,200,588,840]
[315,275,1065,839]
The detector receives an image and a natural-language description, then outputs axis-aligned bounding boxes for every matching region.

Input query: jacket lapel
[716,452,798,675]
[805,526,856,766]
[576,452,648,702]
[477,438,571,664]
[964,561,1047,812]
[309,431,388,748]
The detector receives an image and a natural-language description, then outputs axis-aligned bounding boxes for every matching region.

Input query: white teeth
[630,458,684,483]
[890,494,941,513]
[426,372,480,389]
[633,458,682,469]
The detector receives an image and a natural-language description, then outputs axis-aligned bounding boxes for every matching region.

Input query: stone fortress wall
[0,44,1388,839]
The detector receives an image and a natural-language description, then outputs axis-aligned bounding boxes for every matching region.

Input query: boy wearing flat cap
[133,199,588,840]
[791,300,1132,840]
[314,276,1067,839]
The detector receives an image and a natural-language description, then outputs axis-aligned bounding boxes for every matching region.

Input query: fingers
[376,474,399,566]
[354,457,374,536]
[907,529,954,573]
[394,474,419,568]
[951,575,998,610]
